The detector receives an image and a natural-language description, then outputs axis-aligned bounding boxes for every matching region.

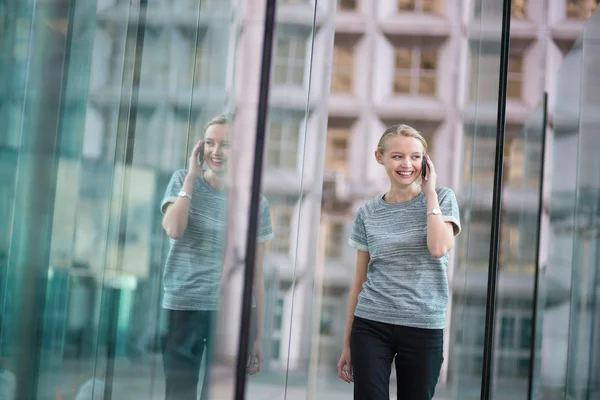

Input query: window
[398,0,441,14]
[338,0,357,11]
[507,55,523,99]
[331,44,354,93]
[567,0,599,19]
[393,47,437,96]
[273,36,307,86]
[325,222,345,259]
[512,0,527,18]
[266,115,302,169]
[325,128,350,175]
[270,201,295,253]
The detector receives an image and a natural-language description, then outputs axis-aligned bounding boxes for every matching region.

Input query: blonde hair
[376,124,428,154]
[203,113,232,135]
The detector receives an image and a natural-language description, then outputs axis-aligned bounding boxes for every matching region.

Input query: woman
[160,114,274,400]
[336,124,461,400]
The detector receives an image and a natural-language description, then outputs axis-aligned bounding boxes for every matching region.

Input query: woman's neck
[384,183,421,203]
[203,170,227,190]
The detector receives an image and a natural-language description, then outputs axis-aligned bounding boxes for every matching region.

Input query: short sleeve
[160,170,185,214]
[438,187,461,236]
[257,196,274,243]
[348,207,369,252]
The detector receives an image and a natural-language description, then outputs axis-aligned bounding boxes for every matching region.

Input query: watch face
[434,209,441,214]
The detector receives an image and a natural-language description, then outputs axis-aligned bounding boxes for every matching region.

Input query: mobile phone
[421,154,427,179]
[197,142,205,165]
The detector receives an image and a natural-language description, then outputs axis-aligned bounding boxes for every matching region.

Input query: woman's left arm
[422,155,455,258]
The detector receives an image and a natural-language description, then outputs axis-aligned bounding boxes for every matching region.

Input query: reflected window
[338,0,357,11]
[325,222,345,259]
[325,127,350,176]
[393,47,437,96]
[266,114,302,169]
[462,135,496,186]
[331,44,354,93]
[273,36,307,86]
[280,0,311,4]
[504,138,542,189]
[469,52,524,101]
[271,296,284,360]
[269,201,295,253]
[473,0,528,19]
[566,0,599,19]
[140,28,170,87]
[188,40,209,86]
[398,0,442,14]
[319,303,335,335]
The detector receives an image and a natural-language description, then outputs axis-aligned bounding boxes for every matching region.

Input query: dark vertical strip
[480,0,512,399]
[527,92,548,400]
[103,1,148,399]
[234,0,277,399]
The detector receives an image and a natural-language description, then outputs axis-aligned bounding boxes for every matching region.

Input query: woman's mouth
[396,170,414,178]
[211,158,226,167]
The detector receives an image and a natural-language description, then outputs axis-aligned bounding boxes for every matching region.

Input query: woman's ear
[374,150,383,165]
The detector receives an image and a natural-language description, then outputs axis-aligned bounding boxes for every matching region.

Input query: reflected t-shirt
[348,187,461,329]
[160,169,274,310]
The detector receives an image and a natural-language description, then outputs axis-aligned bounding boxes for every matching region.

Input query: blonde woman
[160,115,274,399]
[337,124,461,400]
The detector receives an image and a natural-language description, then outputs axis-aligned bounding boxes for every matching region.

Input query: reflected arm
[162,173,196,239]
[343,250,369,348]
[253,243,266,342]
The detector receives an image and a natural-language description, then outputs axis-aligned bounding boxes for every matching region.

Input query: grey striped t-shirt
[349,187,461,329]
[161,169,274,310]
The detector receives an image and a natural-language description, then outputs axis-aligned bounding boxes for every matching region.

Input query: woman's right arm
[343,250,370,347]
[162,140,204,239]
[162,173,197,239]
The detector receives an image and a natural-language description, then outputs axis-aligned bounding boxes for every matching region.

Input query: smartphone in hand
[197,142,205,165]
[421,154,427,179]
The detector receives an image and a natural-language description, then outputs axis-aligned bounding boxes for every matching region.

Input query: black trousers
[162,310,216,400]
[350,316,444,400]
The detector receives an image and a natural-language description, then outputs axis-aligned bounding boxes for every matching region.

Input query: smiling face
[375,135,425,187]
[203,123,230,175]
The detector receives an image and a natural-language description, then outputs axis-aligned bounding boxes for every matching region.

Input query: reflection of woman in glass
[337,124,461,400]
[160,114,274,400]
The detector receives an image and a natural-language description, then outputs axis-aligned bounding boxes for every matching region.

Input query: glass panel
[534,12,600,400]
[450,0,508,398]
[0,1,243,399]
[241,1,334,398]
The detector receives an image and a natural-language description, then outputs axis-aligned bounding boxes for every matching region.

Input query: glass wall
[535,10,600,400]
[1,1,600,400]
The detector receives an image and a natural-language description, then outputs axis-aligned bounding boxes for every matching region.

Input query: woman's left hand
[422,155,437,197]
[247,340,263,375]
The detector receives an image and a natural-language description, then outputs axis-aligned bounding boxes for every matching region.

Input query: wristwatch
[178,191,192,200]
[427,208,441,216]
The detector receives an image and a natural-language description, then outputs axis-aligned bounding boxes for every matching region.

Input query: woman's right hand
[188,140,204,179]
[336,347,353,383]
